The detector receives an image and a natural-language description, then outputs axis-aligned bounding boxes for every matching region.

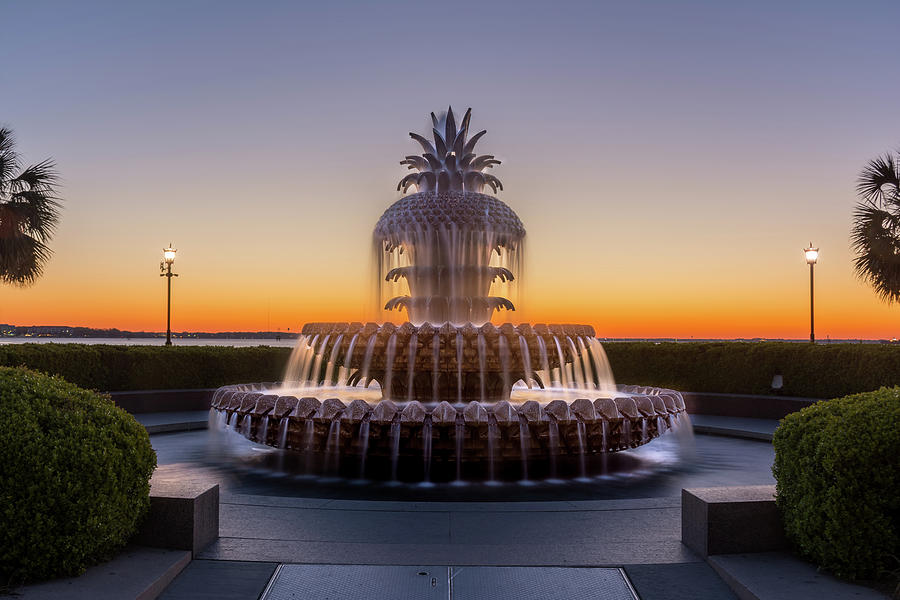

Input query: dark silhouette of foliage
[852,151,900,302]
[0,127,61,286]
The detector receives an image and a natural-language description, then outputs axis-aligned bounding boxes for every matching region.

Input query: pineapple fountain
[210,107,689,483]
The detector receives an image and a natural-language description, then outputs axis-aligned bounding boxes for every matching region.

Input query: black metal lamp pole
[160,246,178,346]
[804,243,818,344]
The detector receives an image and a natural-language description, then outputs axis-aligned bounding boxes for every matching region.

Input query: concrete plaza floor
[147,420,887,600]
[17,415,890,599]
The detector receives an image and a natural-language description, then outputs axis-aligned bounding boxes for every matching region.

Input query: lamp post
[160,245,178,346]
[804,243,818,343]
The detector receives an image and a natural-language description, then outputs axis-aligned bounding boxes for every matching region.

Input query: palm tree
[0,127,61,286]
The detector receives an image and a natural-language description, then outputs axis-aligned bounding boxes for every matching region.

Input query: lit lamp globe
[804,244,818,264]
[164,246,177,264]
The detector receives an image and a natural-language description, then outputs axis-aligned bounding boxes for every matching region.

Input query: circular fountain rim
[211,383,687,420]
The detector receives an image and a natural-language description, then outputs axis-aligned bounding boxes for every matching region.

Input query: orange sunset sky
[2,1,900,339]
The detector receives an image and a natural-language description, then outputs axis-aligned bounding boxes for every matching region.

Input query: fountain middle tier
[284,321,611,403]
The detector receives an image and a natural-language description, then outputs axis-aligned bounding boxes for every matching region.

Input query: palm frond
[850,201,900,303]
[0,235,51,286]
[0,129,61,286]
[5,191,61,241]
[0,127,20,190]
[856,154,900,204]
[10,159,59,203]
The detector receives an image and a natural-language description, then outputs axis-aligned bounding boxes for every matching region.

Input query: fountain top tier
[394,106,505,196]
[376,107,525,326]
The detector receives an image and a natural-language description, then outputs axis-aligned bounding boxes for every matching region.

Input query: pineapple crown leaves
[398,106,503,195]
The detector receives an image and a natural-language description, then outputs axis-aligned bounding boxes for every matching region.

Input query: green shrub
[1,341,899,397]
[0,367,157,584]
[605,341,900,398]
[0,344,291,391]
[772,387,900,580]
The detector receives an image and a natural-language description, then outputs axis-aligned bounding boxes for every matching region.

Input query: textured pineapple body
[376,191,525,325]
[375,191,525,244]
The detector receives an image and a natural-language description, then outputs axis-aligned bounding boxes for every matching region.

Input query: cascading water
[303,419,314,472]
[487,420,498,482]
[210,106,692,484]
[259,415,269,446]
[575,420,588,480]
[358,420,370,479]
[390,420,401,482]
[406,333,417,402]
[518,417,530,483]
[455,331,463,403]
[324,334,344,386]
[422,418,433,485]
[277,417,289,449]
[455,420,464,483]
[548,419,560,480]
[324,417,342,475]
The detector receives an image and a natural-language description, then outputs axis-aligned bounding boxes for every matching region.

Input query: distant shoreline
[1,323,896,344]
[0,323,299,340]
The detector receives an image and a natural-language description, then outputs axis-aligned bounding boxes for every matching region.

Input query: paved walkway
[17,411,887,599]
[203,493,693,566]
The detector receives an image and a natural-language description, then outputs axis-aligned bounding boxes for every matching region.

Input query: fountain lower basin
[209,383,688,482]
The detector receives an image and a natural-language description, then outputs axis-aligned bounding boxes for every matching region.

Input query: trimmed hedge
[773,387,900,580]
[0,341,899,397]
[0,344,291,392]
[0,367,157,584]
[604,341,900,398]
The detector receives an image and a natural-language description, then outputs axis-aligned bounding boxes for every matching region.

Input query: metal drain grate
[261,565,447,600]
[451,567,637,600]
[261,565,637,600]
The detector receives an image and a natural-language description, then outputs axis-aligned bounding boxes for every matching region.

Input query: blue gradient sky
[3,1,900,337]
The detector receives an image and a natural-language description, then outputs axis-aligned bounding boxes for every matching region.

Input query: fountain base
[210,384,688,482]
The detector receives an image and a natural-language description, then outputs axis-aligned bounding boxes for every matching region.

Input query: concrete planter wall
[111,389,215,413]
[681,392,817,420]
